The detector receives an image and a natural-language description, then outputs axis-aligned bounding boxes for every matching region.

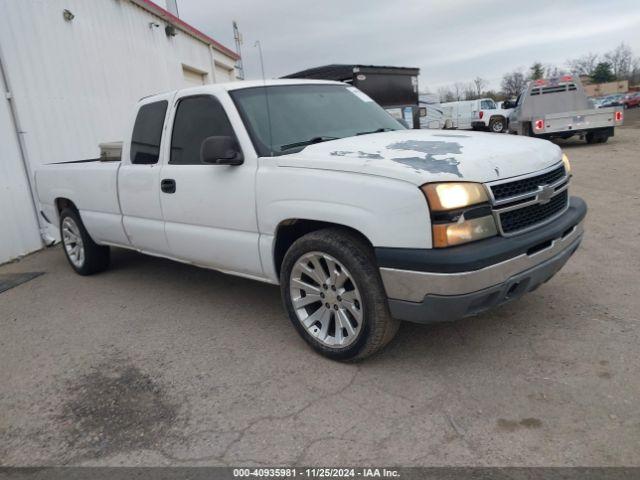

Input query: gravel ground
[1,111,639,467]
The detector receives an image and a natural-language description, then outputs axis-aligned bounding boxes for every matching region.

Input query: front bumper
[377,196,587,324]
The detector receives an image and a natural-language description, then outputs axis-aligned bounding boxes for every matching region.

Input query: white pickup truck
[35,80,587,360]
[440,98,511,133]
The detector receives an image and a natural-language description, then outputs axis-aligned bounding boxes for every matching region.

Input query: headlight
[421,182,497,248]
[562,153,571,175]
[422,182,489,211]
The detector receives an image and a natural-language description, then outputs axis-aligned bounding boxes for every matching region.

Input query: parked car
[623,92,640,109]
[598,93,626,108]
[440,98,510,133]
[506,76,624,143]
[35,79,587,360]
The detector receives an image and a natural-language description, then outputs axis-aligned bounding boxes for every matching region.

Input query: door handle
[161,178,176,194]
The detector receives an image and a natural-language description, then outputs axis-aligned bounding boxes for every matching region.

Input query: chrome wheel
[62,216,85,268]
[289,252,363,348]
[492,120,504,133]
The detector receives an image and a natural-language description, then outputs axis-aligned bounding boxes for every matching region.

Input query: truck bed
[35,160,130,246]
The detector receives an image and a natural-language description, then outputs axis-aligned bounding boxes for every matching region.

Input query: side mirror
[200,136,244,165]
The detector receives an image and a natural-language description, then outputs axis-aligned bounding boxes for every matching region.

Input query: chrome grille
[488,163,570,236]
[491,165,565,201]
[499,191,568,234]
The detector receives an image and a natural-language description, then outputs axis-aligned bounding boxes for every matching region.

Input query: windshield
[230,84,404,156]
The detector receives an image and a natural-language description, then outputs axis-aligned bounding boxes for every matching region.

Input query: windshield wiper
[356,127,395,136]
[280,136,339,151]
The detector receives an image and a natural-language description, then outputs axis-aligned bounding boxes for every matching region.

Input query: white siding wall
[0,0,237,263]
[0,85,43,263]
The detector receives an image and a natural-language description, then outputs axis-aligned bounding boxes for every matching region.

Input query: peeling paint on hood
[386,140,463,177]
[276,129,563,185]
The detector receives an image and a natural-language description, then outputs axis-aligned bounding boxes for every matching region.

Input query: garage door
[182,67,206,87]
[215,64,234,82]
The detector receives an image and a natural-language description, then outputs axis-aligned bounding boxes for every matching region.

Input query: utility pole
[233,21,244,80]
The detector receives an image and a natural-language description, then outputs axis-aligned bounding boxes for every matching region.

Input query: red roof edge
[133,0,240,61]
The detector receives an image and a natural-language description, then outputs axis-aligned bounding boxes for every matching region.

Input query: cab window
[170,95,236,165]
[130,101,168,165]
[480,99,496,109]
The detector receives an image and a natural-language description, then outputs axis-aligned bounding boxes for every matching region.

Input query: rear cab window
[130,101,168,164]
[480,99,496,109]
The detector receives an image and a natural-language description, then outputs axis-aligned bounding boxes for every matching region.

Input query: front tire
[280,228,399,361]
[60,208,110,275]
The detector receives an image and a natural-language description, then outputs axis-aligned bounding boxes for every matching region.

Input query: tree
[453,82,465,101]
[604,43,633,79]
[484,90,505,101]
[545,64,565,78]
[567,53,599,76]
[463,82,476,100]
[501,70,526,97]
[630,57,640,86]
[591,62,615,83]
[472,77,487,97]
[529,62,545,80]
[437,86,455,103]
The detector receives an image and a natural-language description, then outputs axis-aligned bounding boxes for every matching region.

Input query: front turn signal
[432,215,498,248]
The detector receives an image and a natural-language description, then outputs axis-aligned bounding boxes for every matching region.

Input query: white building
[0,0,240,263]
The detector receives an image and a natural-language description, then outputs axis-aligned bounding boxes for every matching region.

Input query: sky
[176,0,640,92]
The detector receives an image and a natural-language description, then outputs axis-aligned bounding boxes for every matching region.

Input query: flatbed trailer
[507,76,623,143]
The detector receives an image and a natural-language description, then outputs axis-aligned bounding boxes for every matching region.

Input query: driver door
[159,93,261,276]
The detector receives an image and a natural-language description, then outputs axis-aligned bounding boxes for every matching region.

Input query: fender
[256,165,432,282]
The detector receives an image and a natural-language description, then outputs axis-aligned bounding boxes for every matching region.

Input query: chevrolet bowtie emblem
[538,185,555,204]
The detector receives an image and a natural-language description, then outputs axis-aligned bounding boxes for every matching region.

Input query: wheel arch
[272,219,374,278]
[55,197,78,213]
[51,197,79,225]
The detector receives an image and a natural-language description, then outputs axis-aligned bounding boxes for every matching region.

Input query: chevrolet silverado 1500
[35,80,587,360]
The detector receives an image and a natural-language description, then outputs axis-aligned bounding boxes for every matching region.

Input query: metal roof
[132,0,240,60]
[282,64,420,80]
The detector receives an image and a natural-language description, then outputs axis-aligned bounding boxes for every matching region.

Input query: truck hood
[276,129,562,185]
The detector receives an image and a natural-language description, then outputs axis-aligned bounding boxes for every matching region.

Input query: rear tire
[489,117,506,133]
[280,228,399,361]
[60,208,110,275]
[586,132,609,144]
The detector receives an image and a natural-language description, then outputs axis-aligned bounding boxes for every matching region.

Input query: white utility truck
[506,76,624,143]
[440,98,511,133]
[36,80,587,360]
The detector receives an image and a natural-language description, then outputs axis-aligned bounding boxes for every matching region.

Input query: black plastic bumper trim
[387,234,582,324]
[375,196,587,273]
